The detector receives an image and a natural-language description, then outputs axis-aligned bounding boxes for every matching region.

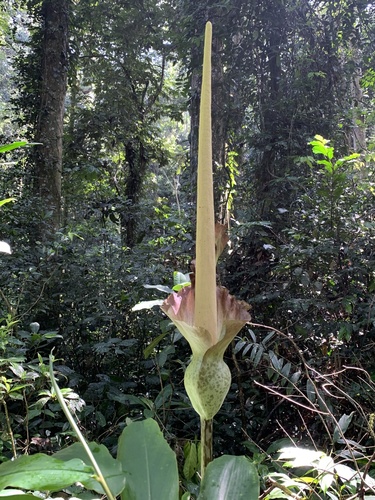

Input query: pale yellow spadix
[194,21,217,343]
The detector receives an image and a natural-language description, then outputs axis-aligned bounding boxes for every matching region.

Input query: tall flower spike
[194,21,216,345]
[161,22,251,422]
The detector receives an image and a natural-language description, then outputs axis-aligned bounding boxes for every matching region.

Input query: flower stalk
[200,416,213,473]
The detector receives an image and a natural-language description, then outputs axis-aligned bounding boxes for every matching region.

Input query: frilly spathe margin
[161,286,251,419]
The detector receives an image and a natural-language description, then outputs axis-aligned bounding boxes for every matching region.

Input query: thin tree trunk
[121,139,147,248]
[254,1,284,217]
[33,0,68,238]
[350,71,366,152]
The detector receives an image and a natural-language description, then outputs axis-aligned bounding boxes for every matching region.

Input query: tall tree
[223,0,374,217]
[63,0,173,247]
[14,0,69,239]
[34,0,68,235]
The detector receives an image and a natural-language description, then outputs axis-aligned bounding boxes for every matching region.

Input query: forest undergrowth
[1,133,375,498]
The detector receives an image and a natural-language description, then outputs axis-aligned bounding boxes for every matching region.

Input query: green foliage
[0,192,194,450]
[0,408,258,499]
[0,143,27,154]
[172,271,191,292]
[1,0,375,495]
[263,444,375,499]
[55,442,125,496]
[198,455,259,500]
[223,135,375,463]
[117,419,179,500]
[0,317,83,460]
[183,440,200,481]
[0,454,93,492]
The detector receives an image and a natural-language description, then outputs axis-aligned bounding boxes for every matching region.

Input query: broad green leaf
[0,142,28,154]
[333,412,354,443]
[0,198,15,208]
[312,134,329,144]
[154,384,173,409]
[117,419,179,500]
[264,489,290,499]
[0,490,42,500]
[132,299,163,311]
[326,147,334,160]
[338,153,360,163]
[306,379,316,402]
[143,331,169,359]
[299,476,317,483]
[172,271,191,291]
[334,464,357,483]
[54,442,125,496]
[198,455,259,500]
[42,331,63,340]
[310,143,328,155]
[269,350,282,371]
[317,159,333,171]
[173,271,190,287]
[0,454,93,491]
[143,284,173,294]
[183,442,198,480]
[317,455,335,493]
[172,283,191,292]
[278,447,325,468]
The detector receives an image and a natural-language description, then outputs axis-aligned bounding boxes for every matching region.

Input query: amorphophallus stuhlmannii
[161,22,250,474]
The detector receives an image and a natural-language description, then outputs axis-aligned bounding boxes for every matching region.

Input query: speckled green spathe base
[184,354,231,420]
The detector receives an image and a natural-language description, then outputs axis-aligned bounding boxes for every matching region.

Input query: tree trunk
[350,75,366,151]
[33,0,68,239]
[254,0,284,218]
[121,139,147,248]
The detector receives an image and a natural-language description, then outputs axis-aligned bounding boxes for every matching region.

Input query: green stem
[2,400,17,459]
[200,417,213,477]
[49,353,116,500]
[0,289,15,316]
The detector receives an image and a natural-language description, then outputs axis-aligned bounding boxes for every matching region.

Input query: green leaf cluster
[0,419,259,500]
